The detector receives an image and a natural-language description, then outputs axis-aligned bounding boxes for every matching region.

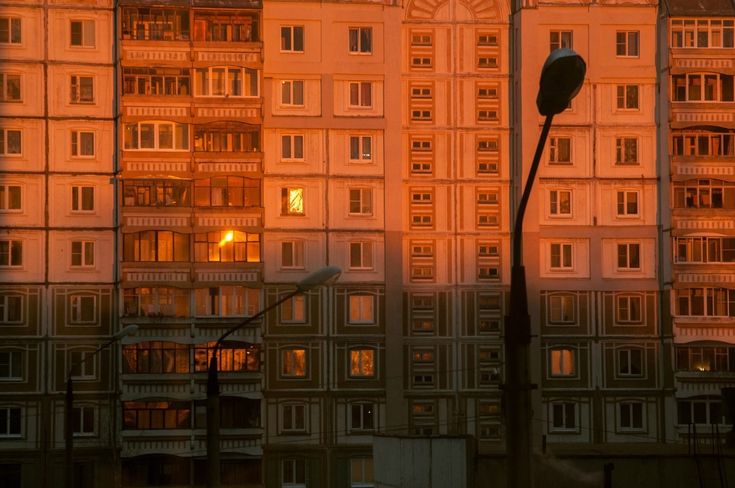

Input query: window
[69,296,96,324]
[548,294,576,324]
[349,241,373,270]
[616,85,639,110]
[193,342,259,372]
[410,136,433,174]
[0,17,21,45]
[123,231,190,262]
[0,240,22,267]
[281,241,304,269]
[194,67,258,97]
[70,75,94,104]
[618,402,644,431]
[71,186,94,212]
[616,191,639,217]
[71,241,95,267]
[122,342,189,374]
[72,406,95,436]
[350,458,374,488]
[281,348,307,377]
[0,295,22,324]
[616,294,643,324]
[123,288,189,318]
[71,131,95,157]
[674,236,735,263]
[0,185,21,211]
[478,293,502,334]
[124,122,189,150]
[478,401,502,440]
[193,231,260,263]
[476,137,499,175]
[69,350,95,377]
[192,12,258,42]
[477,241,500,282]
[349,349,375,378]
[70,20,95,47]
[281,135,304,160]
[0,73,21,102]
[280,80,304,106]
[676,345,735,373]
[549,348,575,377]
[195,124,260,152]
[281,187,304,216]
[124,179,191,208]
[673,179,735,209]
[194,177,259,208]
[349,82,372,107]
[677,398,726,425]
[477,190,500,228]
[476,84,499,122]
[121,7,190,41]
[615,137,638,165]
[617,243,640,270]
[550,243,572,269]
[281,295,306,323]
[409,31,433,69]
[671,19,735,49]
[478,347,501,386]
[194,286,259,317]
[0,351,22,380]
[281,403,306,433]
[281,458,306,488]
[0,129,21,155]
[122,67,190,96]
[122,401,191,430]
[409,83,433,121]
[550,30,573,51]
[411,401,436,435]
[616,31,639,57]
[672,130,735,157]
[676,287,735,317]
[410,190,434,228]
[549,190,572,216]
[549,137,571,164]
[412,348,435,387]
[409,241,434,282]
[349,136,372,162]
[0,407,21,437]
[672,73,735,102]
[348,295,375,324]
[349,188,373,216]
[550,402,577,432]
[411,294,436,334]
[349,27,372,54]
[617,348,643,377]
[280,26,304,52]
[349,402,375,432]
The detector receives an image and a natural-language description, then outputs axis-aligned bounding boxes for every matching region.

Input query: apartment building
[513,0,666,450]
[0,0,117,487]
[400,0,511,448]
[117,1,264,485]
[662,0,735,441]
[261,2,400,486]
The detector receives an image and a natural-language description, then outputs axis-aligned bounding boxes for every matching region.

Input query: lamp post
[65,324,139,488]
[504,48,586,488]
[206,266,341,488]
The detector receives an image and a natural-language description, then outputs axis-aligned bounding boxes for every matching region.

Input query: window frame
[615,137,639,165]
[70,240,95,268]
[123,121,190,151]
[616,84,640,110]
[549,242,573,270]
[616,31,640,57]
[616,242,641,271]
[549,401,578,433]
[281,134,305,161]
[0,17,21,45]
[348,294,375,325]
[0,72,21,102]
[280,348,307,378]
[615,294,644,324]
[280,240,305,270]
[348,81,373,108]
[349,241,374,270]
[281,187,305,216]
[0,350,23,380]
[70,75,95,104]
[549,189,573,217]
[348,188,373,216]
[0,240,22,267]
[0,128,21,156]
[0,184,21,212]
[549,347,576,378]
[0,406,21,437]
[280,402,306,433]
[280,80,305,106]
[70,19,95,48]
[71,130,95,158]
[348,26,373,55]
[549,30,573,52]
[280,25,304,53]
[71,405,96,437]
[349,135,373,163]
[616,348,644,378]
[349,348,376,378]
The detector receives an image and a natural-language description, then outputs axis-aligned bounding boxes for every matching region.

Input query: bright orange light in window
[219,231,234,246]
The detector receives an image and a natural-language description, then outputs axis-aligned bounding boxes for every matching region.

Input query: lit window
[0,407,21,437]
[549,348,575,377]
[616,294,643,324]
[281,348,307,377]
[616,31,639,57]
[548,294,576,324]
[350,457,374,488]
[123,231,191,263]
[348,294,374,324]
[70,75,94,104]
[349,82,372,107]
[0,351,22,379]
[72,406,95,436]
[281,187,304,216]
[349,27,372,54]
[281,403,306,433]
[193,231,260,263]
[616,85,639,110]
[70,241,95,267]
[194,286,259,317]
[0,73,21,102]
[617,243,640,270]
[281,240,304,269]
[349,349,375,378]
[0,185,21,211]
[349,188,373,216]
[123,341,190,373]
[550,243,572,269]
[71,131,95,157]
[549,137,571,164]
[616,191,639,217]
[549,30,573,52]
[194,66,258,97]
[70,20,95,47]
[349,135,372,162]
[615,137,638,165]
[617,348,643,377]
[349,241,373,270]
[349,402,375,432]
[0,129,21,155]
[619,402,643,431]
[281,135,304,160]
[124,122,189,151]
[281,80,304,106]
[69,296,96,324]
[193,342,259,372]
[122,401,190,429]
[0,240,22,267]
[549,190,572,216]
[71,186,94,212]
[192,12,258,42]
[280,26,304,52]
[281,294,306,323]
[550,402,577,432]
[0,17,21,45]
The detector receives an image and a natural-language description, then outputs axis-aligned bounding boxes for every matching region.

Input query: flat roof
[666,0,735,16]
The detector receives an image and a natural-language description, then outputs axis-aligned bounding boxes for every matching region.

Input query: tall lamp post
[206,266,341,488]
[504,48,586,488]
[65,324,139,488]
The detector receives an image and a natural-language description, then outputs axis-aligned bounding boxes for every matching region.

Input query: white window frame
[0,295,23,324]
[616,84,639,110]
[548,294,576,324]
[0,185,21,212]
[124,121,189,151]
[549,136,572,164]
[70,75,94,104]
[70,240,95,268]
[69,350,96,379]
[70,19,95,48]
[281,458,306,488]
[348,27,372,54]
[348,294,375,324]
[281,187,305,216]
[549,189,572,217]
[281,134,304,161]
[281,348,307,378]
[194,66,259,98]
[71,186,95,213]
[281,403,306,433]
[0,406,21,437]
[349,402,375,432]
[550,30,573,51]
[0,351,22,380]
[616,242,641,271]
[280,25,304,53]
[549,242,573,270]
[615,137,639,165]
[0,17,21,45]
[349,135,373,163]
[0,128,21,155]
[616,190,639,217]
[549,348,576,378]
[280,240,304,270]
[618,401,644,431]
[69,295,97,325]
[72,405,96,436]
[616,294,643,324]
[280,80,305,106]
[0,240,22,267]
[348,81,373,108]
[348,188,373,216]
[549,401,578,433]
[616,348,643,377]
[616,31,640,57]
[0,72,21,102]
[349,241,373,270]
[281,294,306,324]
[71,130,95,158]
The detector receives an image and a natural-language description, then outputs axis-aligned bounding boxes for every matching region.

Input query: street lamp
[206,266,341,488]
[504,48,586,488]
[65,324,139,488]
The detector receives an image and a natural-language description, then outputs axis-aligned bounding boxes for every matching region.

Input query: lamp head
[536,48,587,116]
[297,266,341,291]
[114,324,139,340]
